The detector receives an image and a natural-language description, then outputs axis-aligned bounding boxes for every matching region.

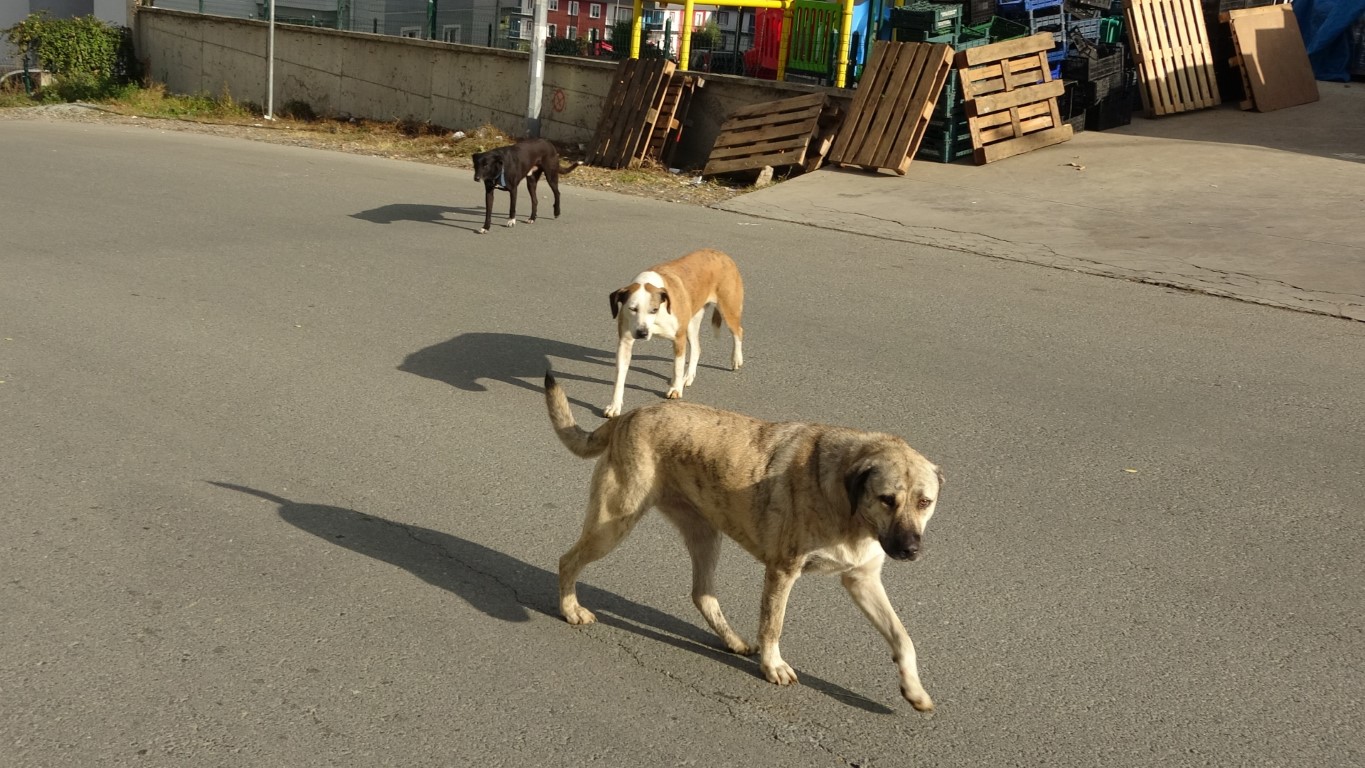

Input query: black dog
[471,138,580,234]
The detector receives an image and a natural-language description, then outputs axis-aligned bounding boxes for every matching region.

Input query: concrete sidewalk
[716,81,1365,322]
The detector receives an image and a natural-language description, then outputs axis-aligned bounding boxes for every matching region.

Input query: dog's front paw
[478,227,489,234]
[603,403,622,418]
[683,373,696,387]
[761,659,799,686]
[902,686,934,712]
[666,388,683,400]
[505,218,517,228]
[562,602,597,626]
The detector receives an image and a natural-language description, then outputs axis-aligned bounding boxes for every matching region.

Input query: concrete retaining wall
[134,7,847,170]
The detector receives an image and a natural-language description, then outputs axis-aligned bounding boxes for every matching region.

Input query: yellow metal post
[680,0,695,71]
[834,0,855,87]
[776,2,793,81]
[631,0,643,58]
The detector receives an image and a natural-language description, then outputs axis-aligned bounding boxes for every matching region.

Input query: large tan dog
[545,372,943,710]
[605,248,744,418]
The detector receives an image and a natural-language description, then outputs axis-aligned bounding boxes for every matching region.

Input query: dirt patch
[0,103,753,207]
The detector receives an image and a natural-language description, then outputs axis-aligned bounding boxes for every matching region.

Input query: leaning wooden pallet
[646,73,705,167]
[701,92,831,178]
[955,32,1072,164]
[827,40,954,174]
[1221,4,1318,112]
[585,57,677,169]
[1124,0,1221,116]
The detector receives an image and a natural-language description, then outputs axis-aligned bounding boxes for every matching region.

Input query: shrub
[3,12,139,101]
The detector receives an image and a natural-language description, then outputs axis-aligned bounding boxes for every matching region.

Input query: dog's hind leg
[546,170,562,218]
[683,309,705,387]
[718,284,744,370]
[841,562,934,711]
[660,503,755,655]
[559,463,650,626]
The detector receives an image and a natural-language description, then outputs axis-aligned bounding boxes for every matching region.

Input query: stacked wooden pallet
[1220,4,1318,112]
[1124,0,1221,116]
[955,32,1072,164]
[586,57,677,169]
[827,40,954,174]
[701,92,840,179]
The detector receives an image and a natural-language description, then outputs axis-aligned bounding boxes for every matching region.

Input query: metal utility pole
[265,0,276,120]
[526,0,547,137]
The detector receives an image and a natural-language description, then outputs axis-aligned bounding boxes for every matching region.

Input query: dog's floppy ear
[844,464,875,515]
[658,289,671,314]
[609,288,628,319]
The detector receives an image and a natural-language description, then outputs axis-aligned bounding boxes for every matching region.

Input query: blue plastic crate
[998,0,1065,12]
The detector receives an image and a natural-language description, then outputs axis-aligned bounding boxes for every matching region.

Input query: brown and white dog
[605,248,744,418]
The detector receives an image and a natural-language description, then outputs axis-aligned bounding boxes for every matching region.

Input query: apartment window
[548,23,557,38]
[716,11,729,25]
[399,26,421,38]
[589,26,599,42]
[589,3,601,18]
[616,7,632,23]
[549,0,559,10]
[567,25,577,39]
[568,1,579,16]
[693,11,707,27]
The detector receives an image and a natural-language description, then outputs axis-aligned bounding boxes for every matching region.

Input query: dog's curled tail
[545,371,611,458]
[561,161,583,176]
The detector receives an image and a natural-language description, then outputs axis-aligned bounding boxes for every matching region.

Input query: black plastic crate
[1081,69,1125,102]
[1062,43,1125,81]
[889,2,962,33]
[1086,86,1134,130]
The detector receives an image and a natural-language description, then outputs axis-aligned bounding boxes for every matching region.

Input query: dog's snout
[633,327,649,339]
[883,532,922,561]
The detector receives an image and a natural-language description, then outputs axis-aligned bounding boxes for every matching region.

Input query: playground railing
[786,0,842,75]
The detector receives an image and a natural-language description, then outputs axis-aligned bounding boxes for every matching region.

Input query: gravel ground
[0,102,752,207]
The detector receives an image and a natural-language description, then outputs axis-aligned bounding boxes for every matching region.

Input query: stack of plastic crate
[915,15,1028,163]
[886,1,964,43]
[997,0,1069,78]
[1060,41,1129,130]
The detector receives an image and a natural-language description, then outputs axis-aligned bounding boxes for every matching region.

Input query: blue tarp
[1295,0,1365,81]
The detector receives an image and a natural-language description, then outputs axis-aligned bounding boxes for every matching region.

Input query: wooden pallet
[827,41,953,175]
[586,57,677,169]
[646,73,704,167]
[1124,0,1222,116]
[1221,4,1318,112]
[701,92,834,178]
[955,33,1073,165]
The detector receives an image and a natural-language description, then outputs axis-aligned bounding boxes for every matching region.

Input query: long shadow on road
[350,203,482,229]
[398,331,671,413]
[210,482,894,714]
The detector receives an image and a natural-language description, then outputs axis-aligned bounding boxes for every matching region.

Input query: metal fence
[149,0,601,52]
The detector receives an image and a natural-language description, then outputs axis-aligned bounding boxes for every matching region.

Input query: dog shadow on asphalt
[399,332,676,414]
[350,203,484,230]
[211,482,894,714]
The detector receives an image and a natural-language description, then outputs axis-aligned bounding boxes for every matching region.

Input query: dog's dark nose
[883,533,922,561]
[633,328,649,339]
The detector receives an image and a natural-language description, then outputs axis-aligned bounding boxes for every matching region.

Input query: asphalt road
[2,119,1362,768]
